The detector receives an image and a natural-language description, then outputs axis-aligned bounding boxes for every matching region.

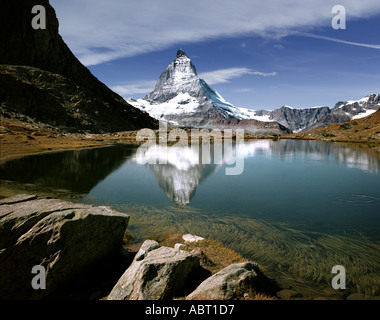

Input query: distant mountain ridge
[302,94,380,131]
[255,94,380,132]
[205,93,379,133]
[287,107,380,142]
[0,0,158,133]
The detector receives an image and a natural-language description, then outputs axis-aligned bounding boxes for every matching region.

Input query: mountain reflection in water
[133,144,222,205]
[132,140,380,205]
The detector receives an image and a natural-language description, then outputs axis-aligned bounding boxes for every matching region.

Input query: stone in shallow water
[182,233,204,242]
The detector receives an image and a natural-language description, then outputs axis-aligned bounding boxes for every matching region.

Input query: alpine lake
[1,139,380,299]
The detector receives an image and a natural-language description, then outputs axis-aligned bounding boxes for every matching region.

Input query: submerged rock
[0,194,130,299]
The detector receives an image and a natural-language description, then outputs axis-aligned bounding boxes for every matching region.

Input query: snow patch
[346,96,370,105]
[351,109,377,120]
[309,106,327,109]
[127,93,199,119]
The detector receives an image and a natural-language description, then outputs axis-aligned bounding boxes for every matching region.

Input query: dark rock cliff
[0,0,158,133]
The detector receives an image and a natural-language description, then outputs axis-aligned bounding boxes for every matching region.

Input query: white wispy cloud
[297,32,380,50]
[111,81,156,96]
[233,88,256,93]
[51,0,380,66]
[199,68,277,85]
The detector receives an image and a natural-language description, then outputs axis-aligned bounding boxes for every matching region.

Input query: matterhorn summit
[145,49,200,102]
[127,49,291,135]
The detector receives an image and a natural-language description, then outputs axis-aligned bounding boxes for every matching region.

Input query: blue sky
[51,0,380,110]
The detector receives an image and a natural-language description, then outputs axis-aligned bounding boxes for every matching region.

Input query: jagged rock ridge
[251,94,380,132]
[303,94,380,131]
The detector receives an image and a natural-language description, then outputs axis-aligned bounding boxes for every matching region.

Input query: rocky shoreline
[0,194,279,300]
[2,195,380,300]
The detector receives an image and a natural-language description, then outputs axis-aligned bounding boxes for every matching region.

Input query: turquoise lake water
[1,139,380,297]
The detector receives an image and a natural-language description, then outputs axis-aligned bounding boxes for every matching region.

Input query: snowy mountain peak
[176,48,188,58]
[126,50,292,135]
[140,49,249,119]
[144,49,199,103]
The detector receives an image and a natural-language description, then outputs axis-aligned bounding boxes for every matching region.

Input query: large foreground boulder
[108,240,210,300]
[186,262,262,300]
[0,194,130,299]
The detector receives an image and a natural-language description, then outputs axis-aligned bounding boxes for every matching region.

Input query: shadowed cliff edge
[0,0,158,133]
